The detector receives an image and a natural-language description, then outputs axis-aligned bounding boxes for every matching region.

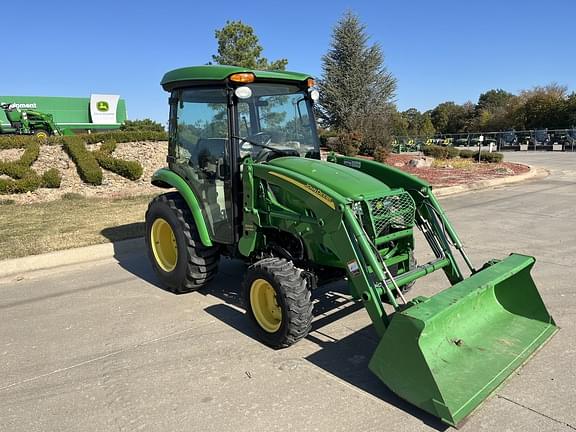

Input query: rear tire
[243,258,313,348]
[145,192,219,293]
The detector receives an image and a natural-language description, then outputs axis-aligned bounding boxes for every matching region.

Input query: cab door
[170,87,234,244]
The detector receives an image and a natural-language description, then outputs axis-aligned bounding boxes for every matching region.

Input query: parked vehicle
[0,103,72,138]
[145,64,557,427]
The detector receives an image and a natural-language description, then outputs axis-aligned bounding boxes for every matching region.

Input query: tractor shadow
[100,225,163,289]
[204,280,448,432]
[98,237,446,430]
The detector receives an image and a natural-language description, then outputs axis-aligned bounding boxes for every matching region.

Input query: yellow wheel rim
[250,278,282,333]
[35,131,48,139]
[150,218,178,272]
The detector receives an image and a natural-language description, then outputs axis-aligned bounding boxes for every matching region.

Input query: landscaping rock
[408,156,434,168]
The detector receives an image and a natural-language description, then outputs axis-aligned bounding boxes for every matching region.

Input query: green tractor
[145,65,557,426]
[0,103,71,138]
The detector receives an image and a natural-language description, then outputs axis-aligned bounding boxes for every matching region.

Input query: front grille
[365,192,416,238]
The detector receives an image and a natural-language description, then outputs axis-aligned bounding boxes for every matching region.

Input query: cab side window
[174,87,233,244]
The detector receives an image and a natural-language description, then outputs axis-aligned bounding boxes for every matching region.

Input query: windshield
[235,83,319,158]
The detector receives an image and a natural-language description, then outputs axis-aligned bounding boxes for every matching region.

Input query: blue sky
[2,0,574,124]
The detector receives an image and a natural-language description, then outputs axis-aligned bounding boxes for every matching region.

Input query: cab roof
[161,65,312,91]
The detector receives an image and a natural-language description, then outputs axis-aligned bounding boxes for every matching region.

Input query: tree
[518,84,570,129]
[212,20,287,70]
[430,102,474,134]
[567,92,576,127]
[121,119,165,132]
[419,114,436,137]
[470,89,517,131]
[317,11,397,133]
[476,89,514,112]
[398,108,435,137]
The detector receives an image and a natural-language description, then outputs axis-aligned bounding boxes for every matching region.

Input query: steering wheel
[246,131,273,147]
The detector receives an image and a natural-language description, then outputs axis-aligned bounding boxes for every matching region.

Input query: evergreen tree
[212,20,287,70]
[318,12,397,132]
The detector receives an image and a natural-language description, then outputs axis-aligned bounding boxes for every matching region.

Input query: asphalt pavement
[1,152,575,432]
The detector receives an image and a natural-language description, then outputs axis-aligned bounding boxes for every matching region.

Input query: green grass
[0,194,156,260]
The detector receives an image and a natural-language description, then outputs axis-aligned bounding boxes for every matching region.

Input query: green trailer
[144,65,557,427]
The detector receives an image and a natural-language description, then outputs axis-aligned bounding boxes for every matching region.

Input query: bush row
[422,145,503,163]
[93,140,143,181]
[0,140,61,193]
[422,145,460,159]
[81,131,167,144]
[0,133,146,193]
[458,149,476,158]
[62,137,103,185]
[62,137,144,185]
[0,130,167,148]
[0,170,60,193]
[0,172,41,193]
[476,151,504,163]
[0,131,168,150]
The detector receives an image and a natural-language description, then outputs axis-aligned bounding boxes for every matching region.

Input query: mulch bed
[386,154,530,188]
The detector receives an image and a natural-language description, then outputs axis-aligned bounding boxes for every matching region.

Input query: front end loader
[0,103,72,138]
[145,65,557,427]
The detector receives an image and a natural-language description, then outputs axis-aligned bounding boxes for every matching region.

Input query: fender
[151,168,213,247]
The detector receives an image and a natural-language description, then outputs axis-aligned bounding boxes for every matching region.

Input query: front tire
[243,258,313,348]
[34,130,49,140]
[145,192,220,293]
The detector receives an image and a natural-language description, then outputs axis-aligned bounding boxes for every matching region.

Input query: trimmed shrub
[446,146,460,159]
[476,151,504,163]
[459,149,475,159]
[19,141,40,166]
[93,140,143,180]
[99,140,117,154]
[63,137,102,185]
[97,155,143,180]
[422,144,459,159]
[0,162,30,179]
[0,140,45,194]
[0,172,42,193]
[41,168,62,188]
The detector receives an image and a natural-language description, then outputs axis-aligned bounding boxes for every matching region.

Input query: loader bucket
[369,253,557,427]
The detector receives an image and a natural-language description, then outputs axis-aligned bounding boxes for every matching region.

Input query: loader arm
[239,154,557,427]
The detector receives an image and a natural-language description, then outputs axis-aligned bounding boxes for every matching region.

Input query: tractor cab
[159,66,320,245]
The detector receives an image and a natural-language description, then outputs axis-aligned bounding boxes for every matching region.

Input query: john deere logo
[97,101,109,112]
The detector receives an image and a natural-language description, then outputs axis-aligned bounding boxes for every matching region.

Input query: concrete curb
[0,165,548,279]
[0,238,144,280]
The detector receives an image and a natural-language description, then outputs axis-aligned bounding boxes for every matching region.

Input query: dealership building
[0,94,127,132]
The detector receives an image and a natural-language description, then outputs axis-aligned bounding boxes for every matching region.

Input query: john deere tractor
[0,103,70,138]
[145,65,557,426]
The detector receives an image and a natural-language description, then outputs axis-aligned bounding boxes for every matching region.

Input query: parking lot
[1,152,575,432]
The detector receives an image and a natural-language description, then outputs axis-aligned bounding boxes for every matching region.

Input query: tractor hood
[267,157,390,200]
